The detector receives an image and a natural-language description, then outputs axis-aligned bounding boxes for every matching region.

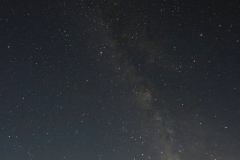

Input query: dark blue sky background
[1,0,240,159]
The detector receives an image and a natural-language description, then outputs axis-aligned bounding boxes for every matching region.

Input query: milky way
[1,0,240,160]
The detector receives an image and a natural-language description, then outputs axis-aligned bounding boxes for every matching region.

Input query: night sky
[1,0,240,160]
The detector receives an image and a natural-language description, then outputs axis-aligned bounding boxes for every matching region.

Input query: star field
[1,0,240,160]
